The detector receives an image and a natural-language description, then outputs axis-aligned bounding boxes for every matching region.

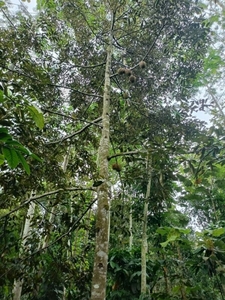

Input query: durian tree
[0,0,211,299]
[34,1,209,299]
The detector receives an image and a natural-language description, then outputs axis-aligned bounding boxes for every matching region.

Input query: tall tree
[0,0,211,299]
[90,6,113,299]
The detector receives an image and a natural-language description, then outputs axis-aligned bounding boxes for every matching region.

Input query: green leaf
[0,89,4,102]
[160,235,178,248]
[0,127,11,142]
[130,271,142,281]
[37,0,56,10]
[27,105,44,129]
[17,152,30,175]
[179,228,191,234]
[0,127,8,134]
[2,147,19,168]
[192,247,204,255]
[157,227,168,236]
[0,132,11,142]
[160,240,169,248]
[6,140,31,155]
[109,261,116,269]
[208,14,220,24]
[0,154,4,165]
[212,228,225,237]
[30,153,42,162]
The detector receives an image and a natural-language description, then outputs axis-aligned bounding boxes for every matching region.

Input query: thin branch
[0,8,17,29]
[68,62,106,69]
[82,77,105,117]
[35,197,97,253]
[108,150,147,160]
[34,199,58,215]
[111,23,166,78]
[208,87,225,121]
[33,188,95,200]
[0,187,96,220]
[43,108,102,126]
[0,197,97,280]
[0,64,103,98]
[214,0,225,10]
[46,117,102,145]
[67,0,101,38]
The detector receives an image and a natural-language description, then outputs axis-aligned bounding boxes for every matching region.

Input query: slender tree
[90,6,113,299]
[141,153,152,296]
[12,191,36,300]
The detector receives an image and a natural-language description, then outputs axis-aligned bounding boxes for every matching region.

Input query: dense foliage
[1,0,225,299]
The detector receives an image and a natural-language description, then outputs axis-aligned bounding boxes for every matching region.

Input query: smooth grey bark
[90,9,113,300]
[129,197,133,250]
[141,155,152,296]
[12,192,36,300]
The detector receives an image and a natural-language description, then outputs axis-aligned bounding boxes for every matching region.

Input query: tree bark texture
[141,155,152,296]
[12,193,36,300]
[90,11,113,300]
[129,197,133,250]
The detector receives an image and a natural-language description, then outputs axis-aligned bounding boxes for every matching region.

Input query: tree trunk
[12,192,36,300]
[141,155,152,296]
[129,197,133,250]
[90,9,113,300]
[163,265,170,295]
[177,245,187,300]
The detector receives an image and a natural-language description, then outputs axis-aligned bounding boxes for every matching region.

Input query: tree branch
[43,108,102,126]
[34,197,98,254]
[0,197,98,280]
[214,0,225,10]
[207,87,225,123]
[0,187,96,220]
[69,62,106,69]
[108,150,146,160]
[46,116,102,144]
[0,64,103,98]
[111,23,167,78]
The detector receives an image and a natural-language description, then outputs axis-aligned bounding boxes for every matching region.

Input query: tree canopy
[2,0,225,299]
